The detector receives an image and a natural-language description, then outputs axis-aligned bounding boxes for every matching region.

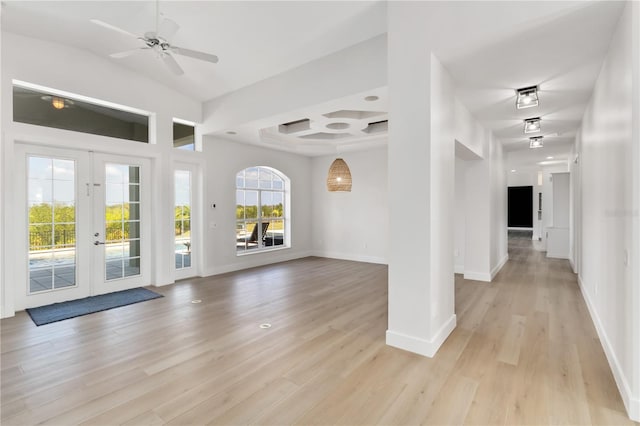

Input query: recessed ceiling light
[511,169,517,173]
[226,131,237,135]
[530,136,544,149]
[364,95,379,102]
[546,156,554,160]
[524,117,541,134]
[516,86,539,109]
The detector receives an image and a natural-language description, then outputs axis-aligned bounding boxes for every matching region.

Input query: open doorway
[507,186,533,229]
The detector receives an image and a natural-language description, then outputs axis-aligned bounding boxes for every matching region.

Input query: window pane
[125,221,141,239]
[245,167,259,188]
[28,157,52,180]
[54,203,75,223]
[14,85,149,143]
[53,159,74,181]
[129,166,140,184]
[106,260,123,280]
[259,169,273,189]
[128,185,140,202]
[175,170,192,270]
[104,163,143,281]
[30,224,52,249]
[54,224,75,248]
[29,179,53,203]
[29,204,53,225]
[28,155,76,293]
[106,164,127,184]
[173,122,195,150]
[245,191,258,219]
[106,243,125,259]
[124,258,141,277]
[53,180,74,203]
[236,167,287,254]
[129,203,140,220]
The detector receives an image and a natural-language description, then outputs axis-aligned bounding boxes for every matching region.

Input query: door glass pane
[104,163,141,280]
[174,170,191,270]
[28,156,77,293]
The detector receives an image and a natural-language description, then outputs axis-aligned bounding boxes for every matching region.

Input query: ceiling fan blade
[172,46,219,64]
[162,53,184,76]
[110,48,146,59]
[157,18,180,41]
[90,19,139,39]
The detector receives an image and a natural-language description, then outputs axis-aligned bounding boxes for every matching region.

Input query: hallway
[0,238,633,424]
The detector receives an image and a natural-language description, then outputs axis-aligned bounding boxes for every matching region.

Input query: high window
[13,81,149,143]
[173,119,195,151]
[236,167,288,254]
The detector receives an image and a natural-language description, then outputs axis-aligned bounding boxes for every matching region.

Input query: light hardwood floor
[1,236,635,425]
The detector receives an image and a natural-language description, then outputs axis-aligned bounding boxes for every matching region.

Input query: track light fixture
[529,136,544,149]
[524,117,541,134]
[516,86,539,109]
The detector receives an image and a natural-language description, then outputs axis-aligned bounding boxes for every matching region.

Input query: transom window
[236,167,288,254]
[13,81,149,143]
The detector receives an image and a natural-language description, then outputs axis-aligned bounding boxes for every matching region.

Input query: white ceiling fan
[90,1,218,76]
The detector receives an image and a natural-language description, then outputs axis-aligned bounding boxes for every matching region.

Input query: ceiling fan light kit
[91,1,218,76]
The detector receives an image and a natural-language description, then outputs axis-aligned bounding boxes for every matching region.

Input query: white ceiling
[1,1,387,101]
[430,1,625,171]
[1,1,627,169]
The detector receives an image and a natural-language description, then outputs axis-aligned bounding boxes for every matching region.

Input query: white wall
[386,2,456,357]
[574,1,639,420]
[202,137,313,275]
[454,156,466,273]
[489,133,508,277]
[202,34,387,135]
[454,100,506,282]
[551,172,570,228]
[454,98,484,157]
[311,147,388,264]
[427,54,456,338]
[464,151,491,280]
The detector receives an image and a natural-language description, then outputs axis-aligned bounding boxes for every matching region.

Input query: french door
[15,144,151,310]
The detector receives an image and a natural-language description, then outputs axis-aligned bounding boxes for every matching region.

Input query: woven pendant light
[326,158,352,192]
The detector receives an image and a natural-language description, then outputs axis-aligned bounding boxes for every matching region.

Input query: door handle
[94,241,106,245]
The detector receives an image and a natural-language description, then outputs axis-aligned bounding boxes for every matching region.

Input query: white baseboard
[463,271,491,282]
[204,250,313,276]
[311,250,387,265]
[454,264,464,274]
[386,314,456,358]
[569,257,577,274]
[491,254,509,280]
[578,275,639,422]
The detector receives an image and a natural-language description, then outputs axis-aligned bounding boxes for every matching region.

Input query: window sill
[236,245,290,257]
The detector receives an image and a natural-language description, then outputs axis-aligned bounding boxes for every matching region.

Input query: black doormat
[26,287,163,326]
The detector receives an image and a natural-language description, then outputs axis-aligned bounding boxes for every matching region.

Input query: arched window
[236,166,288,254]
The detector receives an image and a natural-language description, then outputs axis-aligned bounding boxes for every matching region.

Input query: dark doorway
[508,186,533,228]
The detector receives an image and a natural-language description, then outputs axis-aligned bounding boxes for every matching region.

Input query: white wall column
[386,3,456,357]
[151,112,175,286]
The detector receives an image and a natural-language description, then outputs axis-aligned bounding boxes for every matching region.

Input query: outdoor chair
[237,222,270,249]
